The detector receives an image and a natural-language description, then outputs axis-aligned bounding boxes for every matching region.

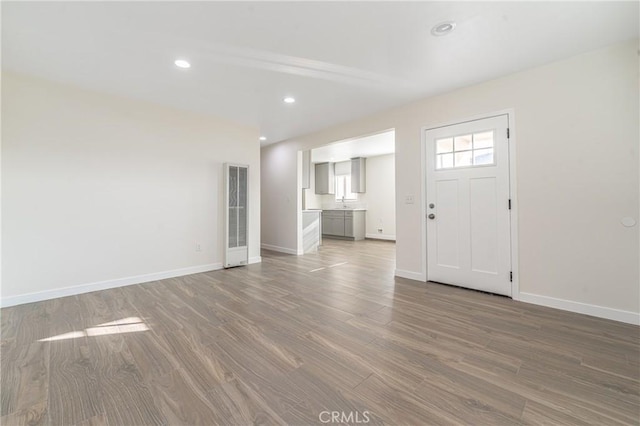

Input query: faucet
[341,196,347,209]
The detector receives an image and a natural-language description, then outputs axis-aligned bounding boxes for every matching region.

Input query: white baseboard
[395,269,427,282]
[0,263,223,308]
[366,233,396,241]
[248,256,262,265]
[261,243,298,255]
[518,292,640,325]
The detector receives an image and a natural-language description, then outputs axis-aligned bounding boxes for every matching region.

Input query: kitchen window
[335,175,357,201]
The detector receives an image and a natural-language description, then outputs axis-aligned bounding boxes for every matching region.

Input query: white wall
[261,143,298,254]
[2,72,261,305]
[303,159,323,211]
[261,40,639,322]
[360,154,396,240]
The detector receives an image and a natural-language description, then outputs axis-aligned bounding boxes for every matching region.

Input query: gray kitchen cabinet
[321,215,330,235]
[315,162,335,194]
[322,210,365,240]
[322,210,345,236]
[302,150,311,189]
[344,216,353,237]
[350,157,366,193]
[345,210,365,240]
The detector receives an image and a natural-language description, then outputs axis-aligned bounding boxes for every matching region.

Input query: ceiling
[3,2,638,145]
[311,130,395,164]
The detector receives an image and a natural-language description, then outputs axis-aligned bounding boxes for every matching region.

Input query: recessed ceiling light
[431,21,456,37]
[283,97,296,104]
[259,136,267,141]
[174,59,191,69]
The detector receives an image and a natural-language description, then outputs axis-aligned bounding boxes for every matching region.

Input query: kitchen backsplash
[321,200,367,210]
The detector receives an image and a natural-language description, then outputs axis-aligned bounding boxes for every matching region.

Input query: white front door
[425,115,512,296]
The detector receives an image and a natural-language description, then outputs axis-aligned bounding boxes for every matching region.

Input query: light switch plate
[405,195,414,204]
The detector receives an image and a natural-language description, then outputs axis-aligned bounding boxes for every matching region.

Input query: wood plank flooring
[2,239,639,425]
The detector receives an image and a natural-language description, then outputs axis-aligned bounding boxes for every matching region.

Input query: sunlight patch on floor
[38,316,149,342]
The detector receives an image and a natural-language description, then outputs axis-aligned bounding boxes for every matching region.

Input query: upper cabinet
[301,150,311,189]
[315,158,365,194]
[315,162,335,194]
[351,157,366,193]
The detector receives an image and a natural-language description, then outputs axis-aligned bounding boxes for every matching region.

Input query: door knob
[429,203,435,209]
[428,214,436,220]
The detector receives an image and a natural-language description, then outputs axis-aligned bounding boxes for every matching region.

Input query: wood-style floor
[1,239,639,425]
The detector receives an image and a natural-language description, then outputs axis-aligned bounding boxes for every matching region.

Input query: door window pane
[473,148,494,165]
[436,138,453,153]
[435,129,496,170]
[437,153,454,169]
[454,135,472,151]
[455,151,473,167]
[473,131,493,149]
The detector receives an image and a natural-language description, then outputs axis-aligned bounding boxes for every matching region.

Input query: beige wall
[2,72,261,304]
[261,40,639,321]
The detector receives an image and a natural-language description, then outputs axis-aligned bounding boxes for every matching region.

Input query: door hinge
[510,271,513,282]
[508,199,511,210]
[507,128,510,139]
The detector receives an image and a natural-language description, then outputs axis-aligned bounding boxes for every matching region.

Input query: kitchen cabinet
[351,157,366,193]
[345,215,353,237]
[315,162,335,194]
[322,210,344,236]
[322,210,366,240]
[302,150,311,189]
[345,210,366,240]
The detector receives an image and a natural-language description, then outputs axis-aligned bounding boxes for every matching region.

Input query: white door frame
[420,109,520,300]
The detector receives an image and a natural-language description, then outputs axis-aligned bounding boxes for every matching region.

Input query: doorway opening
[298,129,396,254]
